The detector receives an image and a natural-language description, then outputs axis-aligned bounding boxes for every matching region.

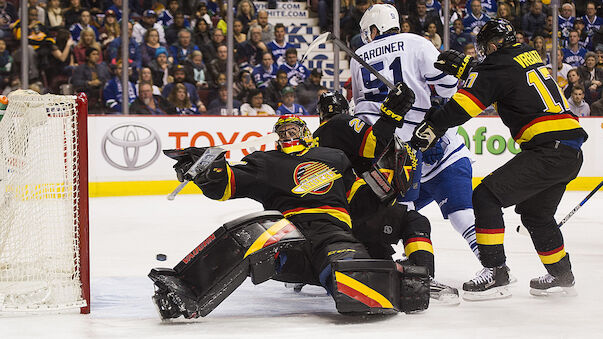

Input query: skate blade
[508,274,518,284]
[462,286,511,301]
[430,293,461,306]
[529,286,577,297]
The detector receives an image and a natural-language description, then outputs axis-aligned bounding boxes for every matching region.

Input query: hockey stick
[167,133,278,200]
[301,32,399,93]
[515,179,603,236]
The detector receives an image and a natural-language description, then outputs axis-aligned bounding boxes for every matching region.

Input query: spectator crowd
[0,0,602,116]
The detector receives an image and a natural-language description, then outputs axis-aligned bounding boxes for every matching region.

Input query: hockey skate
[462,265,511,301]
[284,282,305,293]
[529,271,577,297]
[429,278,460,306]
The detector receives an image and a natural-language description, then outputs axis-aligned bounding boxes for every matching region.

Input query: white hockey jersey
[351,33,472,181]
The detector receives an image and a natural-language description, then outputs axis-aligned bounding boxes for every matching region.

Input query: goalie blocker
[148,211,429,319]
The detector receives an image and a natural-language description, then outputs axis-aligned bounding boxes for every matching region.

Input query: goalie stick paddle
[166,133,279,201]
[301,32,400,94]
[515,179,603,236]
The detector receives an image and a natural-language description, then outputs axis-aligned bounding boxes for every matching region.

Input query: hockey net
[0,90,90,313]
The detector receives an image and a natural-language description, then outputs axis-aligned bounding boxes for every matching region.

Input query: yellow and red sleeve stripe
[537,245,566,265]
[451,89,487,117]
[403,237,434,256]
[359,127,377,158]
[243,219,297,258]
[475,227,505,246]
[346,178,366,203]
[283,205,352,228]
[334,271,394,309]
[217,165,236,201]
[514,114,582,144]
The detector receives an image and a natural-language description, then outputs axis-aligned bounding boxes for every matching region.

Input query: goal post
[0,90,90,314]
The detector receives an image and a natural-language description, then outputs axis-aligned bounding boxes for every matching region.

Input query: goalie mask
[273,115,314,154]
[318,91,349,122]
[359,4,400,43]
[362,136,418,202]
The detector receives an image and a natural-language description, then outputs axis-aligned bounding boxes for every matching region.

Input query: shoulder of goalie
[331,259,429,314]
[163,147,228,186]
[148,211,306,319]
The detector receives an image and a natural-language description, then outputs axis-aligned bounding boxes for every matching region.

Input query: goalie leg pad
[148,211,306,318]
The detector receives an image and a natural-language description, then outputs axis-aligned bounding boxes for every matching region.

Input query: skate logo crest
[291,162,341,196]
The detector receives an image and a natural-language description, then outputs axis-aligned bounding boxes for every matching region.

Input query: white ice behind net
[0,90,86,312]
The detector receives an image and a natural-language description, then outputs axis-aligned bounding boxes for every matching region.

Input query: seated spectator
[10,7,49,50]
[208,45,239,87]
[159,0,188,28]
[63,0,84,29]
[267,23,294,65]
[105,0,125,21]
[193,3,213,30]
[401,20,412,33]
[162,64,205,112]
[252,51,278,89]
[200,27,225,64]
[583,1,603,50]
[99,10,120,49]
[107,21,142,71]
[149,47,172,88]
[425,22,442,50]
[589,95,603,116]
[450,19,473,53]
[515,31,525,44]
[563,29,588,68]
[309,85,329,115]
[236,25,268,69]
[233,69,256,102]
[568,85,590,117]
[170,29,199,65]
[140,28,165,68]
[464,43,477,58]
[69,9,99,42]
[521,0,546,39]
[133,10,166,46]
[136,67,161,96]
[0,39,12,90]
[183,50,211,89]
[531,35,548,64]
[45,0,64,29]
[233,19,247,44]
[236,0,257,35]
[214,72,227,88]
[103,59,137,113]
[206,85,242,115]
[28,0,44,24]
[130,81,177,115]
[278,48,310,87]
[240,89,275,116]
[564,68,592,103]
[0,0,16,39]
[546,49,573,90]
[463,0,490,36]
[497,2,518,30]
[249,10,273,44]
[410,1,443,36]
[165,11,189,47]
[193,18,212,47]
[295,68,323,113]
[71,47,110,113]
[558,2,576,43]
[578,51,603,104]
[167,82,201,114]
[46,28,75,92]
[74,28,102,65]
[264,69,289,109]
[276,86,309,115]
[597,45,603,69]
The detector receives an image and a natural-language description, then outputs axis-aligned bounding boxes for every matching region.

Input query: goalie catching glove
[163,147,228,185]
[434,50,477,81]
[379,82,415,128]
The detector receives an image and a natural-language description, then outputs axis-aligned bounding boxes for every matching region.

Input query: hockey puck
[156,254,167,261]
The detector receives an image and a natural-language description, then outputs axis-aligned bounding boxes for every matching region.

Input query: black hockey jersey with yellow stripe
[199,147,357,232]
[430,43,588,148]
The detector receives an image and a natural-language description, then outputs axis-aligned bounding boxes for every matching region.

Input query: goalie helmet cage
[0,90,90,314]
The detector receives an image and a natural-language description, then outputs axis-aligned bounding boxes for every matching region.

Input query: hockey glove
[410,120,446,152]
[422,139,444,165]
[379,82,416,128]
[434,50,477,81]
[164,147,227,184]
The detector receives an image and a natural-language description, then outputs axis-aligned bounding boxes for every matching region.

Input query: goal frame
[76,93,90,314]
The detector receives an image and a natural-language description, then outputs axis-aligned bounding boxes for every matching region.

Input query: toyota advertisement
[88,116,602,197]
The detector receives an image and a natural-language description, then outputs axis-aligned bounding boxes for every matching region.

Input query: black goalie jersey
[429,43,588,148]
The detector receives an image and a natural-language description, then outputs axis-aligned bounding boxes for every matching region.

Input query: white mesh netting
[0,90,87,312]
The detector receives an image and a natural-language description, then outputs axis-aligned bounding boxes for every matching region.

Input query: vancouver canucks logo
[291,162,342,196]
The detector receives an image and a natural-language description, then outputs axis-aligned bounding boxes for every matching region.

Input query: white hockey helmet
[359,4,400,43]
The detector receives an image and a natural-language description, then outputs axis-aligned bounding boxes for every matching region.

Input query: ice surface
[1,192,602,338]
